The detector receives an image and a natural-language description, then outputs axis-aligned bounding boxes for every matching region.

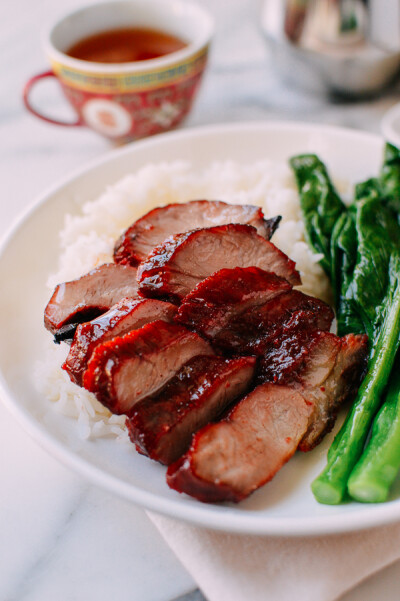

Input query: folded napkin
[148,512,400,601]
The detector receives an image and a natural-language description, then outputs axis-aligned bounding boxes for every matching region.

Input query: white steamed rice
[35,159,331,442]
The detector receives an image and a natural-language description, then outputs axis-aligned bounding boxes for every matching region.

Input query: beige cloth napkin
[148,512,400,601]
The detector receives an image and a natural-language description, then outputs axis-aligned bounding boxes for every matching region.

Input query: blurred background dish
[382,102,400,147]
[261,0,400,96]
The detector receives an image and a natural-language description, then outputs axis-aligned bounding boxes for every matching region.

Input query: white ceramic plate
[1,121,397,537]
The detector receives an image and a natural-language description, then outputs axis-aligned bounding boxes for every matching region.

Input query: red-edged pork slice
[167,331,368,503]
[63,298,177,385]
[259,329,368,449]
[176,266,290,337]
[244,295,333,356]
[127,355,256,465]
[114,200,281,266]
[83,321,214,415]
[258,330,368,450]
[254,311,328,383]
[294,332,369,451]
[137,224,301,303]
[167,383,313,503]
[176,267,333,353]
[256,312,365,386]
[44,263,139,342]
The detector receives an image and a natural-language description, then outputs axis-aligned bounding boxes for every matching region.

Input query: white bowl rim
[1,120,397,538]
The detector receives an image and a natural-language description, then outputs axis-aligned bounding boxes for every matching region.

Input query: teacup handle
[23,70,83,127]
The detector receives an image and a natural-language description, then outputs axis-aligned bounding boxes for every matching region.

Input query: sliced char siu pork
[114,199,281,266]
[255,310,333,383]
[63,298,177,386]
[83,320,214,416]
[176,266,333,354]
[167,383,313,503]
[127,355,256,465]
[44,263,139,343]
[167,331,368,503]
[295,332,369,451]
[137,224,301,303]
[258,330,368,449]
[176,267,290,340]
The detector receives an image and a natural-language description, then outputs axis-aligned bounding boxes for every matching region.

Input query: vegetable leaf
[330,212,363,336]
[346,196,400,341]
[379,143,400,213]
[290,154,346,277]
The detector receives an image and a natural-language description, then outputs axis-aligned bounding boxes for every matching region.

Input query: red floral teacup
[23,0,213,142]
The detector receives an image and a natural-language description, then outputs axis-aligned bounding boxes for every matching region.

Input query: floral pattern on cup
[60,68,205,140]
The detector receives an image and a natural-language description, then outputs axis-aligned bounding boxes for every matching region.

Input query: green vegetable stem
[311,262,400,504]
[330,212,363,336]
[348,357,400,503]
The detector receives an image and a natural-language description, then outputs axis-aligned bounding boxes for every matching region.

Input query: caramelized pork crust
[83,320,214,415]
[137,224,301,303]
[63,298,177,385]
[127,355,256,465]
[176,266,333,354]
[114,199,281,266]
[259,330,368,449]
[295,332,369,450]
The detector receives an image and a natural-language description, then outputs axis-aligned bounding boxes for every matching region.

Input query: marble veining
[2,0,400,599]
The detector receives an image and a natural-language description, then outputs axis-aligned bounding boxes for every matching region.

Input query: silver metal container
[261,0,400,96]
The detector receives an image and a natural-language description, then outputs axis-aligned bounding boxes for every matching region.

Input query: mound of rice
[36,159,330,442]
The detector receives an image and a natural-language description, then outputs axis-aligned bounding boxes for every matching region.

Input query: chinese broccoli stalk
[290,146,400,504]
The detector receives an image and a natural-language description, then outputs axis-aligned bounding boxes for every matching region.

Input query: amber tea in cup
[66,27,188,63]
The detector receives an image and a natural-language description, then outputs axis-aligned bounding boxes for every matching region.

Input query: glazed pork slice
[167,383,313,503]
[137,224,301,303]
[127,355,256,465]
[259,330,368,450]
[257,321,366,389]
[176,266,291,339]
[228,298,333,356]
[295,332,369,451]
[83,320,214,415]
[258,330,368,450]
[176,266,333,353]
[63,298,177,386]
[167,331,368,503]
[255,311,329,383]
[114,200,281,266]
[44,263,139,342]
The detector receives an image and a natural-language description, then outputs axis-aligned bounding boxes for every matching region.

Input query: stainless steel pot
[261,0,400,96]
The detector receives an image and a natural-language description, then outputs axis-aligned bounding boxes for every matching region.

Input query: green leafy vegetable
[289,144,400,505]
[379,142,400,213]
[345,194,400,341]
[354,177,380,203]
[290,154,346,277]
[311,253,400,504]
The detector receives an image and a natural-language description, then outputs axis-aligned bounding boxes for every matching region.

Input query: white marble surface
[3,0,400,599]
